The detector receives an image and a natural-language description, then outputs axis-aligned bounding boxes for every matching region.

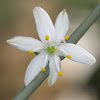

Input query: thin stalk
[67,3,100,44]
[13,3,100,100]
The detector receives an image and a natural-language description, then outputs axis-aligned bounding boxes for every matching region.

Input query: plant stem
[67,3,100,44]
[13,3,100,100]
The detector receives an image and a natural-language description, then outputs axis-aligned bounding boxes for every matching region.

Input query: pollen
[66,55,72,59]
[41,68,45,72]
[65,35,69,40]
[28,50,34,54]
[58,71,62,76]
[45,35,49,40]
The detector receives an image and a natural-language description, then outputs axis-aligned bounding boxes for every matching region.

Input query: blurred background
[0,0,100,100]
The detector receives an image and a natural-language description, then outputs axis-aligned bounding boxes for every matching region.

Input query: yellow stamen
[65,35,69,40]
[58,71,62,76]
[45,35,49,40]
[28,50,34,54]
[41,68,45,72]
[66,55,72,59]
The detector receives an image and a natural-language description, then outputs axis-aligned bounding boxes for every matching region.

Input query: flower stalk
[67,2,100,44]
[13,3,100,100]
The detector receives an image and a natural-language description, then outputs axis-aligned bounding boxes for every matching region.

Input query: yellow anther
[41,68,45,72]
[66,55,72,59]
[65,35,69,40]
[45,35,49,40]
[58,71,62,76]
[28,50,34,54]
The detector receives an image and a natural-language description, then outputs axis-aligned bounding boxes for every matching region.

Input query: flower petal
[55,9,69,42]
[60,43,96,65]
[7,36,44,52]
[48,55,60,86]
[25,52,48,86]
[33,7,55,43]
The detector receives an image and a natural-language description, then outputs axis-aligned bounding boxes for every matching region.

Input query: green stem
[14,66,49,100]
[67,3,100,44]
[13,3,100,100]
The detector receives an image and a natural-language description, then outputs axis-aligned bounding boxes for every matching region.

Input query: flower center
[47,46,55,53]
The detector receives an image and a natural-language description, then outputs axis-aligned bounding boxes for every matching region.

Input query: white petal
[25,52,48,86]
[60,43,96,65]
[7,36,44,52]
[48,55,60,86]
[33,7,55,43]
[55,9,69,42]
[42,54,49,68]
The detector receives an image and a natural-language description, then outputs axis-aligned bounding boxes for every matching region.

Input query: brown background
[0,0,100,100]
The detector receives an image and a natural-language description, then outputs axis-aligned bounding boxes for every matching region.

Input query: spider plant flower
[7,7,96,86]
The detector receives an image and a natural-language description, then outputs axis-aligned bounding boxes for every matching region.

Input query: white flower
[7,7,96,86]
